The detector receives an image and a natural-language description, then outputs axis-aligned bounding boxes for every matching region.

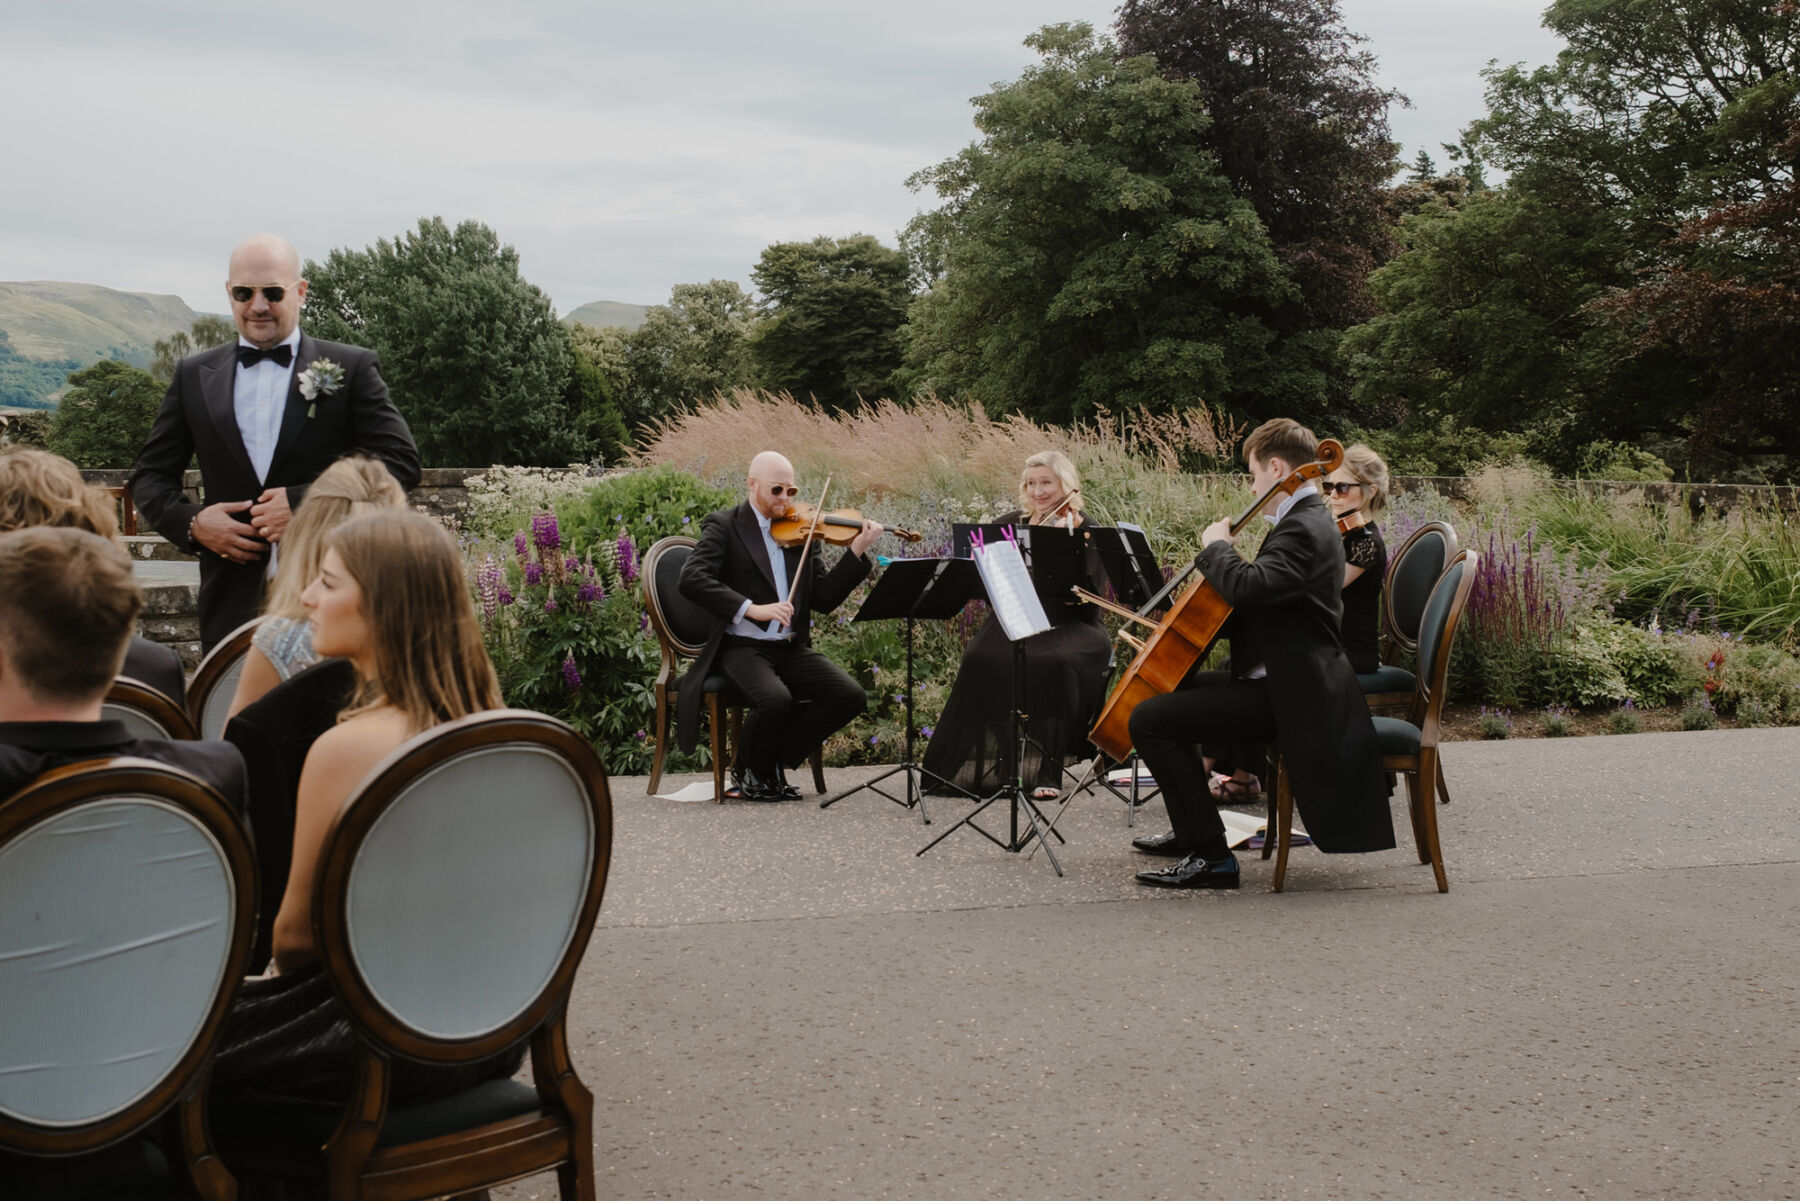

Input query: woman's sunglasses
[1319,481,1370,497]
[229,284,293,304]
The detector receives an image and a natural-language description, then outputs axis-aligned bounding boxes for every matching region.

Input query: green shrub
[556,464,739,556]
[1679,696,1719,731]
[1708,640,1800,722]
[1606,703,1643,735]
[1477,707,1513,739]
[1608,620,1701,706]
[1736,698,1777,727]
[1541,621,1629,707]
[1539,706,1574,737]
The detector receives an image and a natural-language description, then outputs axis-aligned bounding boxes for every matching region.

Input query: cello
[1081,440,1345,763]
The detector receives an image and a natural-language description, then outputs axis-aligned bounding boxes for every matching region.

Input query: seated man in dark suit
[675,451,882,800]
[0,447,187,705]
[0,526,244,806]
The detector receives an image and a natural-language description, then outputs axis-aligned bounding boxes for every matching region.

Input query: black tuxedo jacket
[0,718,248,814]
[673,501,871,752]
[122,635,187,706]
[128,333,421,648]
[1196,493,1394,853]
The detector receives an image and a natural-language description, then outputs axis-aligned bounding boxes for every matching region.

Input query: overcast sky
[0,0,1562,317]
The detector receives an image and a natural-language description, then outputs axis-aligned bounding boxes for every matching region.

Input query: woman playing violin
[922,450,1112,801]
[1322,443,1390,675]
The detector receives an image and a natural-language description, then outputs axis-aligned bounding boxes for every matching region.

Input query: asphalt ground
[486,728,1798,1200]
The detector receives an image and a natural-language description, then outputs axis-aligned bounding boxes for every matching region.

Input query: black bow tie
[237,344,294,369]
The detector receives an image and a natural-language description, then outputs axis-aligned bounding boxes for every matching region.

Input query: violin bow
[783,473,832,609]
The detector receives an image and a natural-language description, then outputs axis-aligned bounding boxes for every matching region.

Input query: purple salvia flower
[561,651,580,690]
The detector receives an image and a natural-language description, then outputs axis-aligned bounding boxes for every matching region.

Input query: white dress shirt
[725,509,793,640]
[234,330,301,485]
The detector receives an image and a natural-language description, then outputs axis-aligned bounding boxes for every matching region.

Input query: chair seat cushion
[1371,716,1421,757]
[701,673,736,695]
[216,1078,544,1157]
[1358,665,1416,695]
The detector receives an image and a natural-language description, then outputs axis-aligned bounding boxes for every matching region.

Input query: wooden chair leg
[1261,749,1278,861]
[647,687,671,796]
[809,745,826,793]
[1417,747,1449,892]
[1436,760,1451,806]
[1399,761,1429,864]
[1271,760,1294,892]
[707,695,727,803]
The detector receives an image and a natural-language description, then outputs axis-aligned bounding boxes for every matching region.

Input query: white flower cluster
[462,464,594,538]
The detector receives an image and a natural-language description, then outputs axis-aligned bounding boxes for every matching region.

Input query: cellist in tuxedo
[1127,419,1394,889]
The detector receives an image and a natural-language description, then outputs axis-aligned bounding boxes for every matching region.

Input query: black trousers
[718,638,865,773]
[1128,671,1276,859]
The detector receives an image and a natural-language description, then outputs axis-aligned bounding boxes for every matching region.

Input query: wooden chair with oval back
[0,758,257,1200]
[1362,520,1459,805]
[187,617,270,741]
[640,535,826,802]
[214,710,612,1201]
[105,675,201,741]
[1264,549,1478,893]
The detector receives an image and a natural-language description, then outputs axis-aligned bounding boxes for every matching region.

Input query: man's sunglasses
[766,484,802,498]
[229,284,294,304]
[1319,481,1370,497]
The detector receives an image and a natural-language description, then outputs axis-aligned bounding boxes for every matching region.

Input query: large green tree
[1115,0,1404,330]
[901,23,1297,425]
[46,360,164,468]
[749,235,910,410]
[565,324,631,464]
[302,218,589,467]
[149,315,235,383]
[620,280,758,427]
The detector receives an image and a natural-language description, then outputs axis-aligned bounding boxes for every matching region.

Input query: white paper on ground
[652,782,719,803]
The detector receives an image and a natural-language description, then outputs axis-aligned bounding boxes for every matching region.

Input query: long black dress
[922,511,1114,795]
[1340,522,1387,674]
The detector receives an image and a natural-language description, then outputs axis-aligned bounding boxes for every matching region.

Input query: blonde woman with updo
[921,450,1113,800]
[1319,443,1390,675]
[225,455,406,719]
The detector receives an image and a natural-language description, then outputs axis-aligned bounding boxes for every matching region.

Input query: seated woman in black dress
[211,510,519,1114]
[1321,442,1390,674]
[922,450,1113,800]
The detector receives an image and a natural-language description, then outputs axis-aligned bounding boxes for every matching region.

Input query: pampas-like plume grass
[635,390,1243,501]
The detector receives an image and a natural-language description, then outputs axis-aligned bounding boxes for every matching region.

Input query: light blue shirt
[726,509,793,641]
[233,330,300,485]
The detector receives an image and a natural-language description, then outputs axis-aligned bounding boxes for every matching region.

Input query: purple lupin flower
[544,590,558,613]
[513,531,529,561]
[576,580,601,605]
[561,651,581,690]
[497,584,515,607]
[531,510,561,553]
[616,533,638,585]
[475,555,501,621]
[524,561,544,586]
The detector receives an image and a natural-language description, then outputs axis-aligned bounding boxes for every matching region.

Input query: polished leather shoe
[1130,830,1189,857]
[771,763,803,800]
[1135,852,1240,890]
[731,767,784,803]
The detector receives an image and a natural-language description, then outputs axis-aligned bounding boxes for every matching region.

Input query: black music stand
[1087,522,1163,610]
[917,533,1067,876]
[821,557,983,820]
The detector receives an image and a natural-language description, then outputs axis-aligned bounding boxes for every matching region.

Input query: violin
[1084,440,1346,763]
[769,501,923,548]
[1337,509,1370,534]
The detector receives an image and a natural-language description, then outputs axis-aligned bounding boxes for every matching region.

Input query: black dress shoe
[1130,831,1189,857]
[771,763,803,800]
[732,767,784,802]
[1135,852,1240,890]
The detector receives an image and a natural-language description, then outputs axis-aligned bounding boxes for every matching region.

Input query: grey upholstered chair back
[1417,552,1474,701]
[188,617,268,741]
[643,536,713,656]
[341,742,597,1040]
[196,658,246,740]
[1386,523,1455,650]
[0,797,237,1128]
[102,701,178,740]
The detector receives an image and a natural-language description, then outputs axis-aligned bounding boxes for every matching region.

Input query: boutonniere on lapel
[296,358,345,419]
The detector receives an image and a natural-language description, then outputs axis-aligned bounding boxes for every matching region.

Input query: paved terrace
[491,728,1798,1200]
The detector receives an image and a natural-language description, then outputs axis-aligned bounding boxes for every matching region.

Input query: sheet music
[973,536,1052,641]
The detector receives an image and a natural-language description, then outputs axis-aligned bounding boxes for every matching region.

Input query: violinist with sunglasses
[1321,444,1391,674]
[675,451,883,801]
[130,234,419,648]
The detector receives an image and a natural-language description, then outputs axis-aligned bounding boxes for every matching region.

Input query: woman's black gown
[922,511,1114,795]
[1340,522,1388,674]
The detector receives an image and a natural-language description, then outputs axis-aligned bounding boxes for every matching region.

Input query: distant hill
[563,300,650,331]
[0,281,200,368]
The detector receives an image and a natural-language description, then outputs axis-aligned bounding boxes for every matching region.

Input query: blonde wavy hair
[1017,449,1084,515]
[1340,443,1391,516]
[0,449,121,539]
[263,456,406,622]
[324,510,501,734]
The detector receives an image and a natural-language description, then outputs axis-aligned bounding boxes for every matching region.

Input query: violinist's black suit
[676,501,870,777]
[1129,491,1394,858]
